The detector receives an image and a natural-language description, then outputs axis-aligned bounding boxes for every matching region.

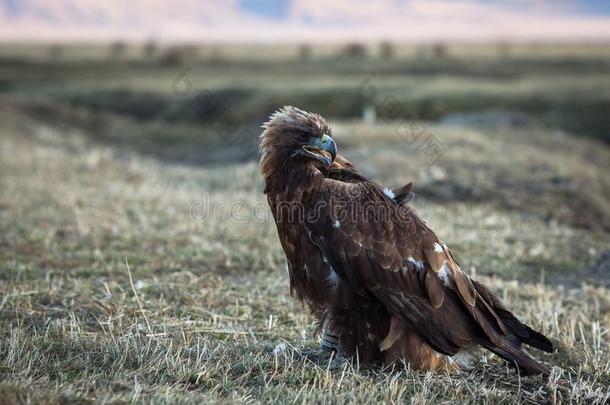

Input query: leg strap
[320,317,342,353]
[320,328,340,352]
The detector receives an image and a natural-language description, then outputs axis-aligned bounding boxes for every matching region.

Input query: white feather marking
[407,257,424,270]
[433,242,444,253]
[383,187,395,199]
[333,219,340,228]
[438,261,451,286]
[327,270,340,288]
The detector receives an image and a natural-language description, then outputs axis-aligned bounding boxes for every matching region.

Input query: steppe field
[1,42,609,403]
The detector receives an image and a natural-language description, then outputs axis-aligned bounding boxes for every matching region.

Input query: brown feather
[379,315,405,352]
[424,270,445,308]
[442,244,477,307]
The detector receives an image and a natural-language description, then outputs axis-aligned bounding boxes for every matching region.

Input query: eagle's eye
[296,130,311,141]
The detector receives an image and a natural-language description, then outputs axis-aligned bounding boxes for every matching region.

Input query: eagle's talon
[298,347,333,361]
[326,352,349,371]
[297,347,347,366]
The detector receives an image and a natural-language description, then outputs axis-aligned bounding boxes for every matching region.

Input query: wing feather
[302,177,553,371]
[303,179,474,352]
[424,270,445,308]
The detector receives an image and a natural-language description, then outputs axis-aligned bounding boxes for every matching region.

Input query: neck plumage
[262,158,324,202]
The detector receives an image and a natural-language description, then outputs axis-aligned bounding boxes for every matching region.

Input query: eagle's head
[260,106,337,183]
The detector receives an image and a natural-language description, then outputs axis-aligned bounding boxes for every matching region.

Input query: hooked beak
[301,134,337,166]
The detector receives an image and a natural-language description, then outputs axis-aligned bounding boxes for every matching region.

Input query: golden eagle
[260,106,553,374]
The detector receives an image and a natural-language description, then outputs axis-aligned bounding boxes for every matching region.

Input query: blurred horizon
[2,0,610,43]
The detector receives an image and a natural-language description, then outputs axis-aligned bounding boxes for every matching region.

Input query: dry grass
[1,105,609,404]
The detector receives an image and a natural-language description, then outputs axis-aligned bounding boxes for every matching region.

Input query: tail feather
[497,313,554,352]
[466,279,553,374]
[479,338,551,375]
[472,280,554,353]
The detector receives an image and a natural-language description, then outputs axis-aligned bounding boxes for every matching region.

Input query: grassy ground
[1,44,609,403]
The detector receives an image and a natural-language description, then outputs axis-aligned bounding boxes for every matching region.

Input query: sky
[1,0,610,43]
